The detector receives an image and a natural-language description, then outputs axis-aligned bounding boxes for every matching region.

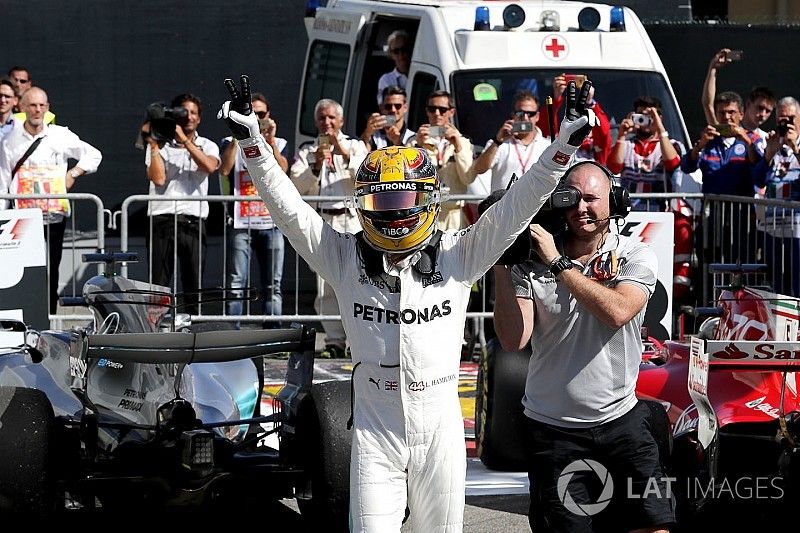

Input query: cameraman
[143,93,220,314]
[754,96,800,295]
[470,90,550,193]
[607,96,682,212]
[493,161,672,533]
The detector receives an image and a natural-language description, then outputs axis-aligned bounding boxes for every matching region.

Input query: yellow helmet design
[354,146,440,253]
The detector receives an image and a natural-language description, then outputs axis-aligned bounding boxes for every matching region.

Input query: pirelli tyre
[0,386,57,513]
[296,379,352,532]
[475,340,530,471]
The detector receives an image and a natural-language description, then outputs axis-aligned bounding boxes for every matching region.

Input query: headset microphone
[585,214,623,224]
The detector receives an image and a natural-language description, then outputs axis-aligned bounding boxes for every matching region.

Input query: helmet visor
[357,190,438,212]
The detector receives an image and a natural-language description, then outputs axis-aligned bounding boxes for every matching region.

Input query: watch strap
[549,255,574,277]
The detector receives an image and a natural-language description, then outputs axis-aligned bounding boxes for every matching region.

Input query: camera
[140,102,189,146]
[631,113,652,127]
[383,114,398,128]
[726,49,743,61]
[777,118,791,137]
[512,121,533,133]
[428,125,445,138]
[477,182,581,265]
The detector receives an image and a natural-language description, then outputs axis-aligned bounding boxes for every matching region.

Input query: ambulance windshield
[450,69,687,150]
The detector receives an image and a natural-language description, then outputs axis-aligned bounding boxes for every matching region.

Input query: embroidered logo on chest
[422,271,444,287]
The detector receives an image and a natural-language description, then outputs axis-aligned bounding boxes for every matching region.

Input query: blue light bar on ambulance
[305,0,325,18]
[474,6,490,31]
[610,6,626,31]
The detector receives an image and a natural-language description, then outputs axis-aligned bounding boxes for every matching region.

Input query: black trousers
[525,401,675,533]
[148,214,206,314]
[44,219,66,315]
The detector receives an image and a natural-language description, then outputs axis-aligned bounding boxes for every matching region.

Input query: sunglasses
[255,111,268,119]
[426,105,451,114]
[390,46,410,55]
[383,102,403,111]
[514,109,539,119]
[14,78,29,84]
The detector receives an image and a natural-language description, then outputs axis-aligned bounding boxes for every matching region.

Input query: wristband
[660,131,669,139]
[493,136,504,146]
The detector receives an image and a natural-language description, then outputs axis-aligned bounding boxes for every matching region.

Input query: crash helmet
[354,146,440,253]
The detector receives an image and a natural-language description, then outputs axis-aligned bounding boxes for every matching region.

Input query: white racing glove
[217,75,260,140]
[539,80,599,170]
[561,79,599,147]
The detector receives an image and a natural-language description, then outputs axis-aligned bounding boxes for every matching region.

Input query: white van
[296,0,690,162]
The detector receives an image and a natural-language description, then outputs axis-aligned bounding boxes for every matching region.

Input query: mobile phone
[726,49,743,61]
[713,123,735,137]
[562,73,587,89]
[630,113,652,127]
[428,125,445,138]
[317,135,331,148]
[512,121,533,133]
[383,114,398,127]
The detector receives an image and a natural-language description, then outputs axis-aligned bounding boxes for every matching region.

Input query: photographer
[413,90,473,230]
[360,85,415,150]
[143,93,220,314]
[470,90,550,193]
[493,161,672,533]
[290,98,367,359]
[607,96,682,212]
[701,48,774,142]
[754,96,800,295]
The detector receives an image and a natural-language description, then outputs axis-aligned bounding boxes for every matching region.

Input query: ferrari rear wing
[83,324,316,364]
[704,340,800,371]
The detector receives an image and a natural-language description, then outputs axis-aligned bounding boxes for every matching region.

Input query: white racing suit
[237,134,576,532]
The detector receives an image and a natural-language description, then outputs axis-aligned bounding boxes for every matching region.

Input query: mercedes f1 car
[0,253,351,525]
[476,263,800,517]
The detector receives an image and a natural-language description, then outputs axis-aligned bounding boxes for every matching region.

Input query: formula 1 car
[476,263,800,516]
[0,253,351,526]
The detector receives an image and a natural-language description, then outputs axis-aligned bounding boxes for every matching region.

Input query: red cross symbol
[542,35,568,61]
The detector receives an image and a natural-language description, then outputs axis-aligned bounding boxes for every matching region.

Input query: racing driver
[218,75,596,532]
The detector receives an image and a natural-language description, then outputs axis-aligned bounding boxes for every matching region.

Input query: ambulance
[297,0,690,161]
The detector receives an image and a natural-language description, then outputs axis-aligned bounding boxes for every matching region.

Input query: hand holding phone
[428,125,444,138]
[562,73,587,89]
[512,121,533,133]
[726,49,743,61]
[383,115,398,128]
[713,123,735,137]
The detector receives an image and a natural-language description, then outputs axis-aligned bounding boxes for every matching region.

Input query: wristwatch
[549,256,574,277]
[69,168,80,179]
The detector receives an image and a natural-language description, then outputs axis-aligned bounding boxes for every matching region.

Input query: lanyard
[512,137,536,174]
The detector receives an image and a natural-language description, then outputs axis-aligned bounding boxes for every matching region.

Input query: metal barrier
[109,191,800,345]
[703,194,800,302]
[0,193,106,327]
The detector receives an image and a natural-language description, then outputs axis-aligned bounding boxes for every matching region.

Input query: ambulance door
[343,16,421,139]
[296,8,365,149]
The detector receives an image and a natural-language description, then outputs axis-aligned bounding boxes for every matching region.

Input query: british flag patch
[243,145,262,158]
[552,151,570,165]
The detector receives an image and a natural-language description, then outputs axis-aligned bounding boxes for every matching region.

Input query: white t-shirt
[481,131,551,192]
[145,134,220,218]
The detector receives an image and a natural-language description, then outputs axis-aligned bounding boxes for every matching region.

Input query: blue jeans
[226,227,284,322]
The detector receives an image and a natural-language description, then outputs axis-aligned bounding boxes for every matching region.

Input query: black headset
[561,160,631,219]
